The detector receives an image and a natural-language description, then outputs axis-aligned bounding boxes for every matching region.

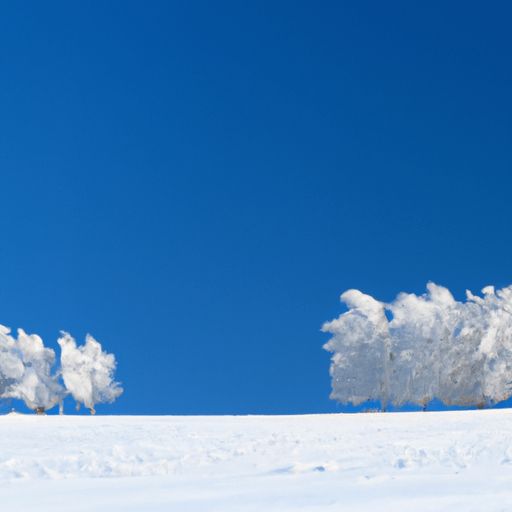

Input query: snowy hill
[2,410,512,511]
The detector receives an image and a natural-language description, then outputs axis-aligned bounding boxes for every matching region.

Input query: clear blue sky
[1,1,511,415]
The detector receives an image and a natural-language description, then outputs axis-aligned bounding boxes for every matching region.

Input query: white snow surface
[2,410,512,511]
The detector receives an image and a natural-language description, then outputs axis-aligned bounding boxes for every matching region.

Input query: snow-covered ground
[2,410,512,511]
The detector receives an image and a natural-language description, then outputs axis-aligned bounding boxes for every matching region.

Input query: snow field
[2,410,512,511]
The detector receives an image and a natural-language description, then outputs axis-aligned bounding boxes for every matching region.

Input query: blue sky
[1,2,511,415]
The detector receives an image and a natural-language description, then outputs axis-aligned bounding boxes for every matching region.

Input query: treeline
[323,283,512,410]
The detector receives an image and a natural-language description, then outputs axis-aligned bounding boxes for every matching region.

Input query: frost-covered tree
[0,325,24,396]
[1,329,66,413]
[467,286,512,405]
[387,284,467,408]
[0,323,122,414]
[322,290,392,408]
[323,283,512,410]
[58,332,123,414]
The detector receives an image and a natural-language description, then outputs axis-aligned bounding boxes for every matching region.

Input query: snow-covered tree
[386,284,467,408]
[0,324,122,414]
[468,286,512,406]
[0,326,25,402]
[322,289,392,408]
[323,283,512,410]
[58,332,123,414]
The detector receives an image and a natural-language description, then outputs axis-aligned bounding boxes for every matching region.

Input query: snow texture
[2,411,512,511]
[323,283,512,409]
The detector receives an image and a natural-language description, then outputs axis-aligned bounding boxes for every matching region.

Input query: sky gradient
[1,1,511,415]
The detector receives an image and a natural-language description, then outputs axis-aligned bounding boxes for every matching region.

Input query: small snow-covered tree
[1,329,66,413]
[58,332,123,414]
[0,325,24,396]
[0,322,122,414]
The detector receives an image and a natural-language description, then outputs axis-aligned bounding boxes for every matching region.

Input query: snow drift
[2,411,512,512]
[323,283,512,409]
